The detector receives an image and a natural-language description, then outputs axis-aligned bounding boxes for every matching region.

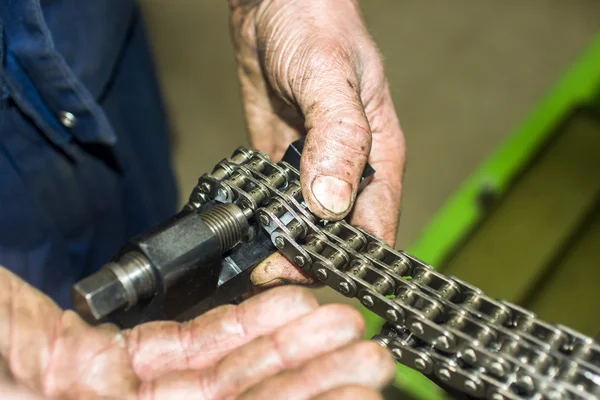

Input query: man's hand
[0,267,394,399]
[229,0,406,286]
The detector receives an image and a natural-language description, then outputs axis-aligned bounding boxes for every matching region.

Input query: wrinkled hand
[0,268,394,399]
[229,0,406,287]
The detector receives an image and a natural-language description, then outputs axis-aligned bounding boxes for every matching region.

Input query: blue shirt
[0,0,179,308]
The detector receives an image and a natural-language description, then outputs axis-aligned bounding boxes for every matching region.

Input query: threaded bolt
[200,203,249,252]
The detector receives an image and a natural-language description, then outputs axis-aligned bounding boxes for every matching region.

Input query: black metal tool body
[72,202,265,328]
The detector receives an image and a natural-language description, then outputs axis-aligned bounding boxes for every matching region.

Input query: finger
[0,268,136,398]
[249,1,373,219]
[0,356,40,400]
[250,90,404,285]
[297,47,372,220]
[0,274,43,400]
[125,285,318,380]
[31,311,135,398]
[312,385,384,400]
[209,305,363,398]
[348,85,406,246]
[250,253,318,287]
[138,304,365,400]
[0,268,62,384]
[238,341,396,400]
[0,382,42,400]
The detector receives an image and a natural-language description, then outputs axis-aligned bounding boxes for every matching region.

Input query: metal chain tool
[187,146,600,400]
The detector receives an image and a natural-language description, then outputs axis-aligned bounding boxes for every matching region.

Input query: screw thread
[200,203,248,252]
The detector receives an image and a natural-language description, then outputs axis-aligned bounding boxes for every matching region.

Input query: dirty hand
[229,0,406,286]
[0,267,394,399]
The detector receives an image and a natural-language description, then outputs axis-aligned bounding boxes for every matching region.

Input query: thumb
[250,253,317,288]
[298,63,371,220]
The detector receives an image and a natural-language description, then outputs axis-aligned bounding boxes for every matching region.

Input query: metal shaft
[200,202,249,252]
[72,203,250,323]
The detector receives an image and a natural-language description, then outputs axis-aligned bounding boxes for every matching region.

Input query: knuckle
[357,341,396,381]
[268,285,319,310]
[319,304,365,335]
[307,105,371,146]
[302,124,371,182]
[291,35,358,96]
[341,341,397,386]
[303,36,355,76]
[356,340,389,362]
[266,332,288,370]
[323,124,371,159]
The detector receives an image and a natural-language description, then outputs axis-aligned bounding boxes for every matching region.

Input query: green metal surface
[362,33,600,400]
[443,109,600,305]
[525,197,600,336]
[411,33,600,268]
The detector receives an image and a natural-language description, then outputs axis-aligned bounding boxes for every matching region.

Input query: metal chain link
[188,146,600,400]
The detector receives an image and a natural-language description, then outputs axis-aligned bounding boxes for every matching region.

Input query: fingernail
[250,261,273,286]
[311,175,352,215]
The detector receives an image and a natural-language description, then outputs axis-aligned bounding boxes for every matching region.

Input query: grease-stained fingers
[125,286,318,380]
[250,252,318,288]
[238,340,396,400]
[138,304,365,400]
[0,268,137,398]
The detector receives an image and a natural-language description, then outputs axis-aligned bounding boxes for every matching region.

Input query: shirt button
[58,111,77,128]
